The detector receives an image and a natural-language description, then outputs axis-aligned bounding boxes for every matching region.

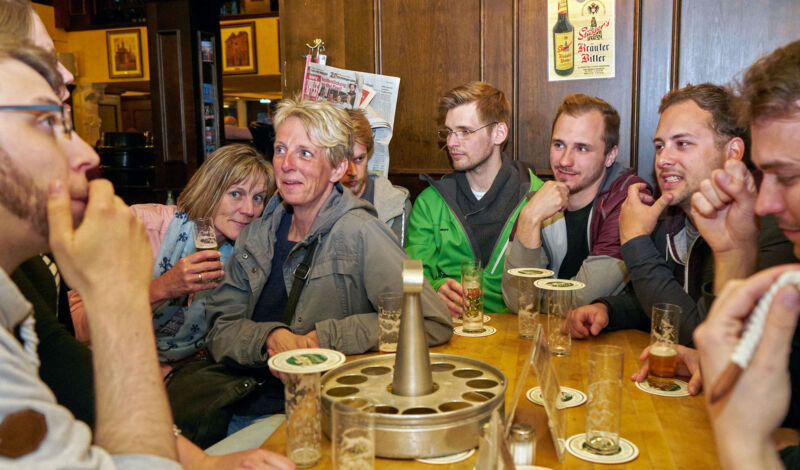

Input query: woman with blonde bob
[203,98,451,433]
[70,143,274,367]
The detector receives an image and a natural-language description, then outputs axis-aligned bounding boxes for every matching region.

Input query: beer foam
[650,344,677,357]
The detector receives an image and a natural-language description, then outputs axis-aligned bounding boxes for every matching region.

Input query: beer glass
[460,259,484,333]
[285,372,322,467]
[585,345,624,455]
[192,218,218,252]
[332,400,375,470]
[544,289,574,356]
[648,303,681,390]
[378,293,403,353]
[510,268,553,339]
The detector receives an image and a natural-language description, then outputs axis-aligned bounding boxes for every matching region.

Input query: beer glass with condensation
[460,259,484,333]
[648,303,681,390]
[585,345,624,455]
[192,218,218,252]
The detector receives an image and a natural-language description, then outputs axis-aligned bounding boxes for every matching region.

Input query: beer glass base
[379,344,397,353]
[551,349,571,357]
[585,433,620,455]
[646,375,676,390]
[290,447,322,468]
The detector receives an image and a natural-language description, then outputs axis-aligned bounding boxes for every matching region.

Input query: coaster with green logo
[268,348,346,374]
[534,279,586,291]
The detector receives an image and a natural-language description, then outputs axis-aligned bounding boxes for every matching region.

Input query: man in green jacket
[406,82,543,316]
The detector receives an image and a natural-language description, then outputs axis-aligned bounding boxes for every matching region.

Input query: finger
[750,285,800,374]
[192,250,223,261]
[690,191,718,218]
[699,178,729,210]
[637,192,655,205]
[631,362,649,382]
[626,183,646,206]
[589,315,607,336]
[650,192,673,212]
[687,369,703,395]
[46,180,74,254]
[571,320,588,338]
[639,345,651,362]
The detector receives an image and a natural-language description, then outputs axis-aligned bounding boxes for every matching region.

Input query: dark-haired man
[407,81,543,316]
[503,94,647,309]
[691,39,800,469]
[565,84,794,352]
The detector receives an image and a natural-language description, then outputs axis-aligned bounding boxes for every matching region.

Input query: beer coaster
[534,278,586,291]
[565,433,639,464]
[416,447,474,464]
[635,379,690,397]
[453,326,497,337]
[453,314,491,324]
[507,267,554,278]
[267,348,345,374]
[526,386,587,408]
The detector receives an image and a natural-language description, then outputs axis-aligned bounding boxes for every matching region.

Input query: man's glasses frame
[437,121,498,141]
[0,104,73,136]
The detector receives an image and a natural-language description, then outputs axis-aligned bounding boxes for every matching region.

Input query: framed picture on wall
[221,22,258,75]
[106,29,144,79]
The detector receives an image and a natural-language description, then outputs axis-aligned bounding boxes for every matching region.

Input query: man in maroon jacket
[503,94,649,309]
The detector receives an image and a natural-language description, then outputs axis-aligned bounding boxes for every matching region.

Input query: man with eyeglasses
[406,82,544,317]
[502,94,648,309]
[0,39,181,467]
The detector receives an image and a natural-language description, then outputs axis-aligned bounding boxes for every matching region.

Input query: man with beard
[340,109,411,245]
[503,94,648,308]
[0,39,180,468]
[564,84,795,352]
[406,81,544,317]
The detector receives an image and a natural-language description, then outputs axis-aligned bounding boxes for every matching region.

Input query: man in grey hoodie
[341,109,411,245]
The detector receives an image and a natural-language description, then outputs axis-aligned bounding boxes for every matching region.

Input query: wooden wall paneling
[517,0,639,172]
[152,29,189,188]
[678,0,800,89]
[120,95,154,134]
[279,0,348,94]
[343,0,376,73]
[378,0,484,175]
[635,0,676,185]
[482,0,517,159]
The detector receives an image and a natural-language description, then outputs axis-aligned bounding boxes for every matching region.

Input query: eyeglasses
[0,104,73,137]
[437,121,498,141]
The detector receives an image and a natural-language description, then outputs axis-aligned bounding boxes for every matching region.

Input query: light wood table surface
[261,313,719,469]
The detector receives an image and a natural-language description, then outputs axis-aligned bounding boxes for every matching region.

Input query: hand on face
[47,179,152,303]
[618,182,670,245]
[515,181,569,248]
[564,302,609,338]
[690,159,759,254]
[631,344,702,395]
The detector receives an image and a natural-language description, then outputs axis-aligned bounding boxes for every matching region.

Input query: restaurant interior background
[37,0,800,204]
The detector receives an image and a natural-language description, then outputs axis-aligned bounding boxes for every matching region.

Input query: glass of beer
[192,218,218,252]
[461,259,484,333]
[648,303,681,390]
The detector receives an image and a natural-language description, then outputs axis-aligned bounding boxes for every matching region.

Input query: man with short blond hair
[407,81,543,316]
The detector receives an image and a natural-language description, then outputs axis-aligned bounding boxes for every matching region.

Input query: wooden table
[261,313,720,469]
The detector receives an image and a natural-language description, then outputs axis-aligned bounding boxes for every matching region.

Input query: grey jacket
[205,184,452,365]
[370,173,412,246]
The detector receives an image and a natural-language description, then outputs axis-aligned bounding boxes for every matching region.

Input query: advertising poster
[547,0,615,81]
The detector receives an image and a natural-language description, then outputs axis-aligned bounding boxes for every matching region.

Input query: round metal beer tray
[321,353,507,459]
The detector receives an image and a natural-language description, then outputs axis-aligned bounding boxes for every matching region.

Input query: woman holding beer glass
[203,100,450,424]
[70,144,274,367]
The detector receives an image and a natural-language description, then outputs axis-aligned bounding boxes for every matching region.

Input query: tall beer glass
[648,303,681,390]
[461,259,484,333]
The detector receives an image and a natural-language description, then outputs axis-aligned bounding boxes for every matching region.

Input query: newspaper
[301,58,400,174]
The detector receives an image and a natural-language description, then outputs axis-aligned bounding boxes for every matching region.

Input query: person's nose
[656,147,676,169]
[755,176,784,217]
[346,159,357,176]
[240,197,256,217]
[65,133,100,175]
[559,148,575,168]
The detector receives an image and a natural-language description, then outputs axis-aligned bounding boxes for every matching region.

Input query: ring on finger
[198,273,203,283]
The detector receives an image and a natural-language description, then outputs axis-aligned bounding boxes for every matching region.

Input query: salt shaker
[508,422,536,466]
